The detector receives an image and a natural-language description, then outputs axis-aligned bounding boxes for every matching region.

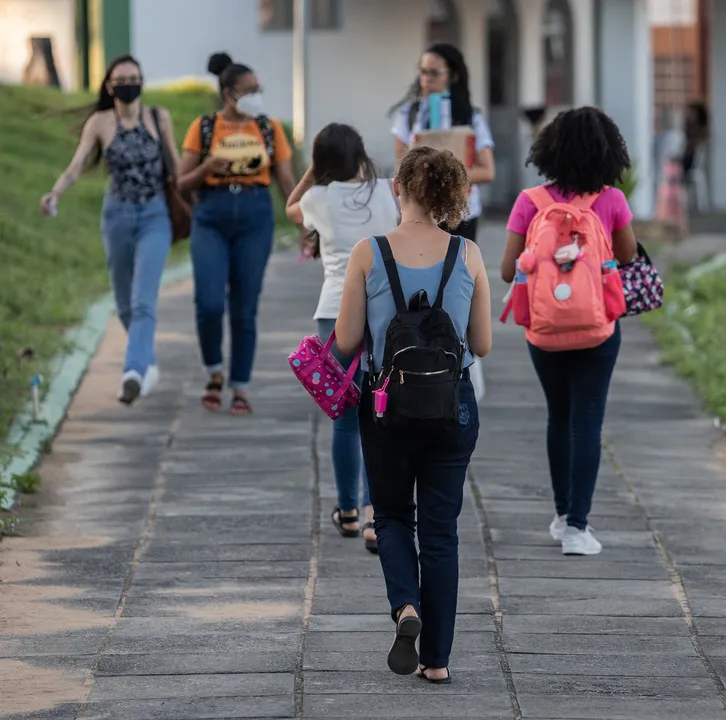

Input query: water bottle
[428,93,444,130]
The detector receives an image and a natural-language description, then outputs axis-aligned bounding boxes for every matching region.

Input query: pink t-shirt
[506,185,633,237]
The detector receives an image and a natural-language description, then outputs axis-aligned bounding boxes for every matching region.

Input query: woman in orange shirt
[178,52,296,414]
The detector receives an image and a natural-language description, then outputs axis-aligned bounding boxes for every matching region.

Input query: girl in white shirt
[287,123,399,554]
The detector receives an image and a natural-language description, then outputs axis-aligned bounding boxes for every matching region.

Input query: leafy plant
[615,166,638,200]
[10,471,41,495]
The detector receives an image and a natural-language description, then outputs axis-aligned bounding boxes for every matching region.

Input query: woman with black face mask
[41,55,179,406]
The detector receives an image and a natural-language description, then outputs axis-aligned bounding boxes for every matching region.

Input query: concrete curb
[0,261,192,511]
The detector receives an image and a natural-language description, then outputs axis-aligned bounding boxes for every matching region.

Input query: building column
[570,0,596,106]
[597,0,654,218]
[515,0,546,187]
[460,0,487,113]
[710,0,726,211]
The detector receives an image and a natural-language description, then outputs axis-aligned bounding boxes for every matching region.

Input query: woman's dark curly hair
[527,107,631,196]
[397,146,469,228]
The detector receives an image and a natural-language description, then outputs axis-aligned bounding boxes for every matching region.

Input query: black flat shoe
[387,613,421,675]
[417,666,452,684]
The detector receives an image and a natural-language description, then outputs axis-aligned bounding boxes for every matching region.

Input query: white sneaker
[561,525,602,556]
[141,365,160,397]
[549,514,568,541]
[117,370,142,406]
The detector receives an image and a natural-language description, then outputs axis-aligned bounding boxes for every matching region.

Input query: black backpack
[367,235,466,428]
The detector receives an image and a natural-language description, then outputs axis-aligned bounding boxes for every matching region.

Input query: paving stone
[97,652,296,676]
[90,672,293,701]
[302,651,500,673]
[503,632,695,655]
[84,696,294,719]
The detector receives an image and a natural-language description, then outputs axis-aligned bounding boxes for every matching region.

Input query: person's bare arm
[177,150,228,193]
[41,114,100,212]
[501,231,526,283]
[468,146,495,185]
[273,158,297,202]
[286,164,315,224]
[612,223,638,265]
[466,241,492,358]
[157,106,180,178]
[335,240,372,356]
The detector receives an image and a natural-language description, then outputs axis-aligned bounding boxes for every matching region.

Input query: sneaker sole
[387,616,422,675]
[118,378,141,406]
[562,545,602,556]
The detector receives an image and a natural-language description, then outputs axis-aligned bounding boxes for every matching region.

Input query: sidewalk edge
[0,261,192,512]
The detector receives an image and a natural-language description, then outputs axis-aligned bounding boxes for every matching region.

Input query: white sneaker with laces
[561,525,602,556]
[549,514,568,541]
[141,365,160,397]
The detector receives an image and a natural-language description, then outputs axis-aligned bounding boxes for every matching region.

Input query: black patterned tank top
[104,117,164,203]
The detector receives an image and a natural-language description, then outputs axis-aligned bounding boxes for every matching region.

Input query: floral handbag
[619,242,664,317]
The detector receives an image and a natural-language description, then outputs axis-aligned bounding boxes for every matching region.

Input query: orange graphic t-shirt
[183,113,292,187]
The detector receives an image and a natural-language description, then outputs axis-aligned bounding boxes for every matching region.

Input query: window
[543,0,573,107]
[259,0,341,30]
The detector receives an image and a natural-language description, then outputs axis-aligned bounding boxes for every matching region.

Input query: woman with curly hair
[335,146,492,683]
[500,107,638,556]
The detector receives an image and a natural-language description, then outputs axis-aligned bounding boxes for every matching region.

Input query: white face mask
[235,92,264,117]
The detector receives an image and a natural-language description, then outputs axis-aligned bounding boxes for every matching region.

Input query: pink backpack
[502,185,626,351]
[288,331,362,420]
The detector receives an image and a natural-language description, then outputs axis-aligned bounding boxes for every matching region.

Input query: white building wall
[132,0,426,169]
[571,0,596,106]
[0,0,77,90]
[710,0,726,211]
[598,0,654,217]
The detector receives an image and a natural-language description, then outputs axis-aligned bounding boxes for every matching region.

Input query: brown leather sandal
[201,380,223,411]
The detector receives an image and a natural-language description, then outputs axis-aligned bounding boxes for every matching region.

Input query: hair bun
[208,52,233,77]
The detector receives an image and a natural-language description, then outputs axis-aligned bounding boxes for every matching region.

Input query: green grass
[643,262,726,420]
[0,83,297,443]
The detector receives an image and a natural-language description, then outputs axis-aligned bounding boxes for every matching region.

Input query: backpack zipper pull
[399,370,405,385]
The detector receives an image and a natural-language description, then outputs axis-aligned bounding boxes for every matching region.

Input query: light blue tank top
[364,236,475,372]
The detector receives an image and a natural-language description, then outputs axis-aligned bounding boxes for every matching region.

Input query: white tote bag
[470,356,486,403]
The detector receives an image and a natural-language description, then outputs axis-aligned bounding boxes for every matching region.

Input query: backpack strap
[255,114,276,161]
[433,235,461,310]
[408,99,421,132]
[199,113,217,162]
[374,235,407,313]
[523,185,556,211]
[568,191,603,210]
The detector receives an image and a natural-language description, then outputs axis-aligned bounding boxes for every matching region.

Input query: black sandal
[362,522,378,554]
[231,393,252,416]
[332,506,359,538]
[387,610,422,675]
[201,381,223,411]
[417,666,452,684]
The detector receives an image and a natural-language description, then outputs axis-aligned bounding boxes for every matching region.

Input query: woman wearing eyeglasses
[390,43,496,244]
[178,52,297,415]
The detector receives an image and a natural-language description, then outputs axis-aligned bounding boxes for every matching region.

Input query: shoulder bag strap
[374,235,407,314]
[151,107,171,180]
[255,114,276,160]
[200,113,217,162]
[433,235,461,309]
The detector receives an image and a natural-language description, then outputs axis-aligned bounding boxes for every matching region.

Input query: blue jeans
[528,323,621,530]
[359,375,479,669]
[101,194,171,376]
[191,186,274,388]
[317,319,370,512]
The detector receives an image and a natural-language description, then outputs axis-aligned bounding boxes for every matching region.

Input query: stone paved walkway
[2,225,726,719]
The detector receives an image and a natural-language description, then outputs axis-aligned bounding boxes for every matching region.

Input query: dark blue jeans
[359,374,479,669]
[528,323,621,530]
[191,186,274,388]
[317,319,370,511]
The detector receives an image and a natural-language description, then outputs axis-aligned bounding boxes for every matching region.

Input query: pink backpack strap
[569,191,602,210]
[523,185,555,211]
